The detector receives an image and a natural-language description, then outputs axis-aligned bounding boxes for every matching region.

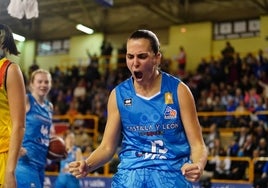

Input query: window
[37,39,69,55]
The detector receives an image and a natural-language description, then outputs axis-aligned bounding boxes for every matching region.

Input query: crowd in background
[25,41,268,185]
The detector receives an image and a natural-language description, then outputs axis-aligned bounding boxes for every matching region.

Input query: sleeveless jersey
[59,146,79,174]
[0,58,12,153]
[54,146,80,188]
[19,93,53,168]
[115,72,191,171]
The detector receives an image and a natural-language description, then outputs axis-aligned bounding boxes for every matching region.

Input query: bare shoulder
[108,88,117,103]
[6,63,23,81]
[110,88,116,96]
[6,63,25,90]
[178,81,192,96]
[7,62,21,73]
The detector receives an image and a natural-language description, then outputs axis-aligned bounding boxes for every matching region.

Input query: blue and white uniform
[112,71,192,188]
[54,146,80,188]
[16,93,52,188]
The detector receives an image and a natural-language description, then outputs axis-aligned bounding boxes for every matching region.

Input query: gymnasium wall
[8,15,268,75]
[165,22,212,71]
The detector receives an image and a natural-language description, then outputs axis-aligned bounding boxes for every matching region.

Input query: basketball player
[54,131,83,188]
[0,24,26,188]
[15,69,53,188]
[69,30,208,187]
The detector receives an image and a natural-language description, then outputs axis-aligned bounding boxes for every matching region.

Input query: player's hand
[181,163,203,182]
[68,160,89,178]
[3,171,16,188]
[19,147,27,157]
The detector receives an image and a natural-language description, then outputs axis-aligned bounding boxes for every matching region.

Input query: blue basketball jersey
[59,146,79,173]
[115,72,191,171]
[53,146,80,188]
[19,93,53,168]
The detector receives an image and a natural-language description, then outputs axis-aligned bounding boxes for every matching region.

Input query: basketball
[47,136,67,160]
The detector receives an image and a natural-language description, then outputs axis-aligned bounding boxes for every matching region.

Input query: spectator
[235,124,249,148]
[254,97,268,124]
[117,43,129,78]
[258,80,268,100]
[54,90,69,115]
[66,99,80,117]
[227,57,241,84]
[73,122,92,152]
[238,133,256,157]
[176,46,187,73]
[253,149,266,182]
[254,161,268,188]
[221,41,235,78]
[73,78,86,100]
[226,160,247,180]
[28,60,39,78]
[227,138,239,157]
[196,58,208,75]
[101,40,113,73]
[211,148,231,179]
[205,123,220,153]
[221,41,235,60]
[235,98,247,113]
[256,137,268,157]
[85,53,100,84]
[256,49,265,65]
[244,87,260,111]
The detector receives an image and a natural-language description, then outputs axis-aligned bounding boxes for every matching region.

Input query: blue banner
[44,175,252,188]
[44,175,112,188]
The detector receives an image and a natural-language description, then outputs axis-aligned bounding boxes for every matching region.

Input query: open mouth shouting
[134,71,143,80]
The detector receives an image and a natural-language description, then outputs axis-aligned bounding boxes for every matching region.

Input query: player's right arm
[4,63,26,188]
[69,89,121,178]
[18,94,30,158]
[178,82,208,182]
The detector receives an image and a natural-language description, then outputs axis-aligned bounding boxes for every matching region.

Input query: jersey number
[144,140,168,159]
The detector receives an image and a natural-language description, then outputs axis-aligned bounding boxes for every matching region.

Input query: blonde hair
[30,68,52,84]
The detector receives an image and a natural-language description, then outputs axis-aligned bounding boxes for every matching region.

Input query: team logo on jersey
[165,92,173,104]
[164,106,177,119]
[124,98,132,106]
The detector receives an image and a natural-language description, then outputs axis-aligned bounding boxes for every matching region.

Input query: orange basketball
[47,136,67,160]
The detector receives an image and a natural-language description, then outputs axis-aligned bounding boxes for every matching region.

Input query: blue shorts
[15,160,45,188]
[112,168,192,188]
[53,173,80,188]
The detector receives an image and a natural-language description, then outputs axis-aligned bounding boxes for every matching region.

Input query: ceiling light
[12,33,25,42]
[96,0,113,7]
[76,24,94,34]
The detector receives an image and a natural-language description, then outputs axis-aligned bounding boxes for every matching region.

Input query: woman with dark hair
[0,24,26,188]
[69,29,208,187]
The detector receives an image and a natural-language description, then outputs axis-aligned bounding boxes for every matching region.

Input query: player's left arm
[5,63,26,187]
[178,82,208,181]
[48,102,56,136]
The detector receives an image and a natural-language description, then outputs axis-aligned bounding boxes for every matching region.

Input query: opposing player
[69,29,208,187]
[15,69,53,188]
[0,24,26,188]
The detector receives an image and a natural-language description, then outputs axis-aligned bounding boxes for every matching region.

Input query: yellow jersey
[0,58,12,153]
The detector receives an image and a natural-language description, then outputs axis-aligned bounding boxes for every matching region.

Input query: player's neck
[134,71,161,97]
[32,93,46,106]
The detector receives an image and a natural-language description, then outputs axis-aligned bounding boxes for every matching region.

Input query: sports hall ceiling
[0,0,268,41]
